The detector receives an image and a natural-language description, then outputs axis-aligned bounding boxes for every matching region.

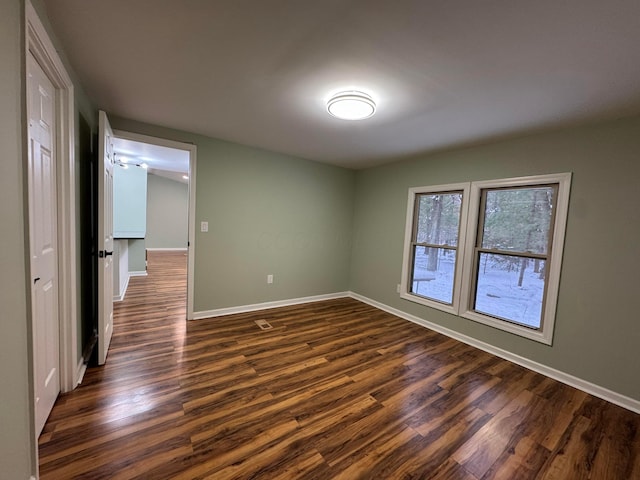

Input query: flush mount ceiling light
[327,90,376,120]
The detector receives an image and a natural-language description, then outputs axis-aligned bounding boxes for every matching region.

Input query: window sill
[460,309,553,345]
[400,291,553,345]
[399,291,458,316]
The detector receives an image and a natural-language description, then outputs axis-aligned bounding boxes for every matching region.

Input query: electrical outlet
[200,221,208,232]
[267,274,273,284]
[396,284,401,293]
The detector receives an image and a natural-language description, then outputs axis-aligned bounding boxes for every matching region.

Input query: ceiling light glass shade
[327,91,376,120]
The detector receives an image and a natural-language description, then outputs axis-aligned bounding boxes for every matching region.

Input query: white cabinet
[113,165,147,238]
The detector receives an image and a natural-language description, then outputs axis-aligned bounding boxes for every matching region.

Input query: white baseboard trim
[113,272,131,302]
[349,291,640,414]
[146,247,188,252]
[129,270,148,277]
[192,292,350,320]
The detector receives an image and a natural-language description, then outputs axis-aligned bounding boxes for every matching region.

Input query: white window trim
[400,182,470,316]
[401,173,572,345]
[459,173,572,345]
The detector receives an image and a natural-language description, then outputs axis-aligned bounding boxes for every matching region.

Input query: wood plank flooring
[39,251,640,479]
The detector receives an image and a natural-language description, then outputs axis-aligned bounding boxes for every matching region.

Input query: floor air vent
[254,320,273,330]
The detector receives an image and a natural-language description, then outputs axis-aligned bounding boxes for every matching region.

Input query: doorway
[27,49,61,437]
[110,130,197,319]
[26,2,79,440]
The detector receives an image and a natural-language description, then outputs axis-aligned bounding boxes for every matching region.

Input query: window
[401,173,571,344]
[401,183,469,314]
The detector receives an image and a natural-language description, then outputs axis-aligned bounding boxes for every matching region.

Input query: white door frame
[112,129,197,319]
[26,2,79,394]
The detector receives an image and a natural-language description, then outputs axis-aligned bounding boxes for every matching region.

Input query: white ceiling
[42,0,640,169]
[112,137,189,175]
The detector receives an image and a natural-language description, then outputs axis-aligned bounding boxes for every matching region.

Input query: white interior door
[98,111,115,365]
[27,52,61,436]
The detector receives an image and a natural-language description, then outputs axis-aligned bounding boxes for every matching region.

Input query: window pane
[411,246,456,304]
[481,187,555,254]
[415,192,463,246]
[474,253,545,328]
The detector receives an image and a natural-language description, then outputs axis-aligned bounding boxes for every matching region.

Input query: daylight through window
[472,185,557,329]
[401,173,571,344]
[410,191,463,305]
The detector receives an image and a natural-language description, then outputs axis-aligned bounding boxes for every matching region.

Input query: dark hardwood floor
[39,251,640,479]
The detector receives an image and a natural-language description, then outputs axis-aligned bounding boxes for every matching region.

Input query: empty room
[2,0,640,479]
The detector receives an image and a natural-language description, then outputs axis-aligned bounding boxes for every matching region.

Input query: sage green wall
[146,174,189,249]
[110,116,355,312]
[0,1,35,477]
[350,115,640,402]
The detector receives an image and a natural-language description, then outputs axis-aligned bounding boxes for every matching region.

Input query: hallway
[38,251,189,478]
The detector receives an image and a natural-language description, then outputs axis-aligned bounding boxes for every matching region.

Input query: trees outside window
[472,186,556,328]
[401,173,571,345]
[410,191,464,305]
